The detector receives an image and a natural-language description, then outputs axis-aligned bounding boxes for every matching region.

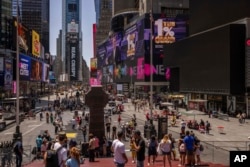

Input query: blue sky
[50,0,96,67]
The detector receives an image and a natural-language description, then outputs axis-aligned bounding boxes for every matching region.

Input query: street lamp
[149,0,154,121]
[13,0,22,141]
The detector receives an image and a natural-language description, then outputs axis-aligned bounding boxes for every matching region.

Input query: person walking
[133,130,145,167]
[53,134,68,167]
[111,130,128,167]
[14,137,23,167]
[88,133,96,162]
[147,135,158,166]
[159,134,172,167]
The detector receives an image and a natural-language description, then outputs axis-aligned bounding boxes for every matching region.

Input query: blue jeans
[114,162,125,167]
[136,160,144,167]
[15,153,22,167]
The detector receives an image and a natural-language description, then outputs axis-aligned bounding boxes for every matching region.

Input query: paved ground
[11,93,248,167]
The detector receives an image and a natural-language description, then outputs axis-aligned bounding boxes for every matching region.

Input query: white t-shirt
[53,142,67,167]
[112,139,126,164]
[160,139,172,153]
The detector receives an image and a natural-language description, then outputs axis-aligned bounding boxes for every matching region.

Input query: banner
[19,54,31,81]
[43,63,50,82]
[0,57,4,86]
[32,30,40,57]
[4,58,13,90]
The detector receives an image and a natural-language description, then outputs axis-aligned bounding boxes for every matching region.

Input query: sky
[50,0,96,67]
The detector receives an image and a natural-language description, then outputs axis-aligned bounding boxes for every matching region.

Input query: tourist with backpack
[147,135,158,166]
[45,135,67,167]
[13,137,23,167]
[178,140,186,166]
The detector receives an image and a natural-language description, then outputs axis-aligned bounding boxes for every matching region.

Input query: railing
[0,145,32,167]
[169,129,250,166]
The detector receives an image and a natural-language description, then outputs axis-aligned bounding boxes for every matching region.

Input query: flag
[17,1,28,52]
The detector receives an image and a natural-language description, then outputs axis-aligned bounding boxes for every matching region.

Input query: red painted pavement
[24,157,228,167]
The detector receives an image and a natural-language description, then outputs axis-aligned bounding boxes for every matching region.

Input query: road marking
[23,122,45,136]
[28,125,40,127]
[4,132,14,135]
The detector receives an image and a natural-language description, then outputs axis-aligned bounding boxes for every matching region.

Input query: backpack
[46,146,63,167]
[199,144,204,151]
[148,140,156,149]
[14,142,23,154]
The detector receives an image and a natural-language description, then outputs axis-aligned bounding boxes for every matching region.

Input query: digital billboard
[43,63,50,82]
[32,30,40,57]
[19,54,31,81]
[97,43,108,68]
[30,59,42,81]
[102,65,114,83]
[70,43,78,81]
[120,19,145,60]
[4,58,13,90]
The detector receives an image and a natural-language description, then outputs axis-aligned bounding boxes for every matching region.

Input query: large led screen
[19,54,31,81]
[30,59,43,81]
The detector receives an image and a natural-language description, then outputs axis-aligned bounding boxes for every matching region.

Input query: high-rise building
[62,0,82,82]
[94,0,112,46]
[12,0,50,53]
[0,0,12,49]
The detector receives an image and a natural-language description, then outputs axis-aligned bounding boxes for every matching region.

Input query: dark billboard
[70,43,78,81]
[30,59,43,81]
[4,58,13,90]
[19,54,31,81]
[97,42,108,68]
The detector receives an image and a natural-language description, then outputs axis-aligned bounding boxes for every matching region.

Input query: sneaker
[147,163,150,166]
[178,164,182,167]
[132,160,135,163]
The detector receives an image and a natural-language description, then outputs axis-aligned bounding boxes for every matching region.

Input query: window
[68,3,77,12]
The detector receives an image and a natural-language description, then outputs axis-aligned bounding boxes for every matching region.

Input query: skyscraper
[12,0,50,53]
[62,0,82,81]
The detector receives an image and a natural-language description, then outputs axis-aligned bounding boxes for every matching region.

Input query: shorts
[186,150,194,155]
[162,151,171,155]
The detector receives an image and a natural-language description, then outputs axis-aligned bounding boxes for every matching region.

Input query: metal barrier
[168,129,250,166]
[0,145,32,167]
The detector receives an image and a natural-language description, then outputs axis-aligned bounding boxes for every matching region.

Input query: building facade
[13,0,50,53]
[163,0,250,116]
[62,0,82,82]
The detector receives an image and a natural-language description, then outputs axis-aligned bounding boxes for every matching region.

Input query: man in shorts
[183,130,195,166]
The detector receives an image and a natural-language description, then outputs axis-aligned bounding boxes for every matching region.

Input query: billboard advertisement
[90,58,97,78]
[4,58,13,90]
[19,54,31,81]
[97,43,108,68]
[120,19,145,60]
[32,30,40,57]
[18,22,30,53]
[102,65,114,83]
[30,59,42,81]
[0,57,4,86]
[70,43,78,81]
[67,22,79,33]
[43,63,50,82]
[105,32,123,65]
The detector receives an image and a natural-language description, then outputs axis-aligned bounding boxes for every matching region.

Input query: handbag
[157,143,162,155]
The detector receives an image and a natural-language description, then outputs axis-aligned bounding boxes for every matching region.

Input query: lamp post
[13,0,22,141]
[149,0,153,121]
